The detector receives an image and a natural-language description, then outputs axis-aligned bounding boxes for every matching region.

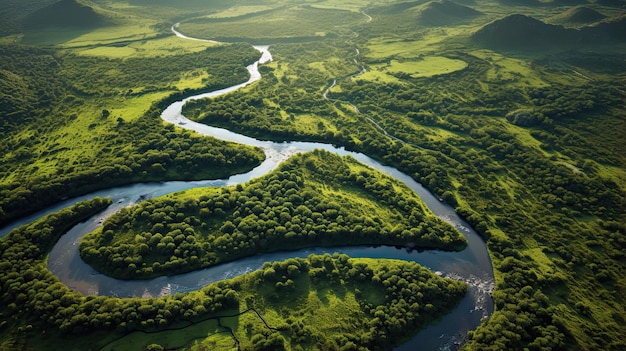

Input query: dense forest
[0,0,625,350]
[0,199,465,350]
[80,150,465,279]
[0,42,265,224]
[180,4,625,350]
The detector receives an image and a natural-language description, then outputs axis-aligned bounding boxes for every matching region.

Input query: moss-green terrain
[1,0,625,350]
[80,150,465,279]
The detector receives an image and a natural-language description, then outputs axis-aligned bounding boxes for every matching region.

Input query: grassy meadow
[1,0,625,350]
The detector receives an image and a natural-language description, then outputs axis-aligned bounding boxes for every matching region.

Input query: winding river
[0,42,494,351]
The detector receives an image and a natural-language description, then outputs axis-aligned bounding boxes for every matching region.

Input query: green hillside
[411,0,482,26]
[549,6,607,26]
[472,14,579,50]
[0,0,57,35]
[21,0,110,29]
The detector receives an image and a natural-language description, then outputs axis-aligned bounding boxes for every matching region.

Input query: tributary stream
[0,41,494,350]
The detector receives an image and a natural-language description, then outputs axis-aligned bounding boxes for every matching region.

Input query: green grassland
[0,200,466,351]
[1,0,625,350]
[0,13,267,222]
[177,5,369,42]
[80,150,465,279]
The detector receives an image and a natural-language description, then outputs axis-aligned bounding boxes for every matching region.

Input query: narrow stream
[0,42,493,351]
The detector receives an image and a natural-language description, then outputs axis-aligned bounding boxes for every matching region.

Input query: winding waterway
[0,42,494,351]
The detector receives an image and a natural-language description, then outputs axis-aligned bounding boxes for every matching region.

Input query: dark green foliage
[473,14,626,50]
[80,150,465,279]
[181,35,625,350]
[472,14,578,50]
[0,199,239,339]
[413,0,483,26]
[0,199,463,350]
[0,43,264,224]
[505,109,542,127]
[21,0,109,30]
[1,1,625,350]
[551,6,607,25]
[248,254,467,350]
[0,0,57,35]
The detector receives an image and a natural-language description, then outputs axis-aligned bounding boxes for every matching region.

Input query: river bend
[0,42,493,351]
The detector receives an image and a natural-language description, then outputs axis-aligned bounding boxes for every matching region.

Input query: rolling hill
[412,0,482,26]
[549,6,607,26]
[0,0,58,34]
[472,14,577,50]
[472,13,626,50]
[21,0,109,29]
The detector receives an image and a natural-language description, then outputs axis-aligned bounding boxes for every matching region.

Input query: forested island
[1,0,625,350]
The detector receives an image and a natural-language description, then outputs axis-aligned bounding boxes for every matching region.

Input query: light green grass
[470,50,551,87]
[370,56,468,78]
[21,22,161,47]
[75,36,221,58]
[177,5,367,40]
[101,314,236,351]
[206,5,275,18]
[595,164,626,191]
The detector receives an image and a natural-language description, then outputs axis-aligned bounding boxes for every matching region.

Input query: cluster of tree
[59,43,259,97]
[236,253,467,350]
[183,88,344,143]
[343,68,624,351]
[0,199,239,340]
[0,43,265,224]
[335,64,624,349]
[182,41,361,146]
[0,45,60,136]
[80,150,465,279]
[0,109,265,223]
[175,33,624,349]
[0,199,465,351]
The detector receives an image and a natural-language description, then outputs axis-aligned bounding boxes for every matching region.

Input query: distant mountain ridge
[411,0,482,26]
[472,13,626,50]
[21,0,109,29]
[550,6,607,26]
[0,0,58,34]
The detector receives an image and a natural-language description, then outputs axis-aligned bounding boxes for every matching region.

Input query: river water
[0,44,493,351]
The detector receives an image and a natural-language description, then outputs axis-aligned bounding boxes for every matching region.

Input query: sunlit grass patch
[291,113,339,134]
[386,56,468,78]
[502,121,549,154]
[206,5,274,18]
[469,49,550,87]
[308,56,350,77]
[100,315,233,351]
[177,5,367,41]
[595,164,626,191]
[355,68,406,84]
[75,36,221,58]
[365,39,427,60]
[22,22,161,48]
